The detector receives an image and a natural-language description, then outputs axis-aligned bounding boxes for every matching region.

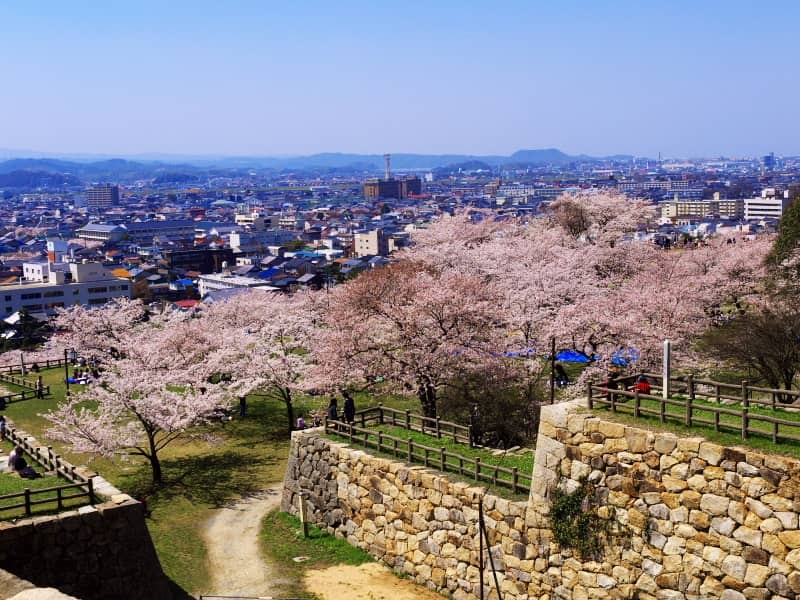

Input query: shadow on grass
[121,450,281,508]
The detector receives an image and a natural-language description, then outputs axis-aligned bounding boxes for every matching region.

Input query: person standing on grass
[343,391,355,424]
[327,397,338,422]
[0,415,6,441]
[36,376,44,399]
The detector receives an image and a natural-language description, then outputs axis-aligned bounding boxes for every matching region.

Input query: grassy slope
[260,510,373,598]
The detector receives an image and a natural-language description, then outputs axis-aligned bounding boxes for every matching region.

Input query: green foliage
[770,195,800,268]
[439,363,546,447]
[550,480,607,558]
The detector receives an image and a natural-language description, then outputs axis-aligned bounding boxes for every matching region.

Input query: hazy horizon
[2,1,798,158]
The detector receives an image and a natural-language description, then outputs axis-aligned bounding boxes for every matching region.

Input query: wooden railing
[0,479,95,517]
[351,405,475,446]
[0,389,47,407]
[4,426,97,487]
[0,372,49,395]
[0,358,67,374]
[588,375,800,445]
[324,418,530,495]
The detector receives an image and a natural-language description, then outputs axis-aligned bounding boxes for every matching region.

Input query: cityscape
[1,2,800,600]
[0,149,797,318]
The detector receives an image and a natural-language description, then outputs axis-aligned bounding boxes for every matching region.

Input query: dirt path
[200,487,289,597]
[305,563,446,600]
[202,489,447,600]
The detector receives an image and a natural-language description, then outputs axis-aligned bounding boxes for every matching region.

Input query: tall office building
[87,184,119,209]
[363,153,422,200]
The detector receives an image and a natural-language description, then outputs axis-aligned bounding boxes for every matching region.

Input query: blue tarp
[556,350,591,363]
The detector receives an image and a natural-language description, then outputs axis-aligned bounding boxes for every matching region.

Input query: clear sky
[1,1,797,158]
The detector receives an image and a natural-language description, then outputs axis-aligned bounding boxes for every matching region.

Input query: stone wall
[283,400,800,600]
[531,400,800,600]
[0,495,171,600]
[0,421,171,600]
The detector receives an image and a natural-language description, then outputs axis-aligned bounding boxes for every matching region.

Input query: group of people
[6,445,39,479]
[67,369,98,385]
[295,391,356,430]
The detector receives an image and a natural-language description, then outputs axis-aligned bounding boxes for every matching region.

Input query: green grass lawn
[260,509,373,598]
[594,391,800,459]
[327,423,534,500]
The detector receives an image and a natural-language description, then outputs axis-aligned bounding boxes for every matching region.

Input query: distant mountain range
[0,149,636,187]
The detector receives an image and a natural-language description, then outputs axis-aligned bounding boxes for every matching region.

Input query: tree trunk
[282,387,295,432]
[149,453,163,485]
[418,381,437,419]
[146,431,162,484]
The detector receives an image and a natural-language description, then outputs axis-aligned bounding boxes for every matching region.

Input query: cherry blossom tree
[401,191,772,380]
[44,301,229,484]
[203,290,318,431]
[311,261,506,418]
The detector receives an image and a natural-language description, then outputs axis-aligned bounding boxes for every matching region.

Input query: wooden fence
[0,372,49,395]
[0,358,67,374]
[2,425,97,517]
[588,373,800,445]
[0,479,95,517]
[350,405,475,446]
[324,418,529,495]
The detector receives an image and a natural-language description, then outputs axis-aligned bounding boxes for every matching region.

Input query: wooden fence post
[440,447,446,471]
[741,380,750,440]
[407,438,413,462]
[405,410,411,431]
[378,403,384,425]
[24,488,31,516]
[475,457,481,483]
[634,390,640,418]
[686,393,693,427]
[88,477,95,504]
[436,417,441,439]
[299,492,309,538]
[587,381,594,409]
[687,374,695,401]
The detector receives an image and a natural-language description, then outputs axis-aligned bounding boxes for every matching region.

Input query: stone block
[700,494,730,516]
[778,530,800,549]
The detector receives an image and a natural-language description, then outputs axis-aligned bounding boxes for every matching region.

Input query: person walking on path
[343,391,355,424]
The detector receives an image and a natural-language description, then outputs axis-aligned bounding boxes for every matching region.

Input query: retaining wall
[0,422,171,600]
[282,400,800,599]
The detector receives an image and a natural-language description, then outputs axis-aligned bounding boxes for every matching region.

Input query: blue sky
[0,1,797,158]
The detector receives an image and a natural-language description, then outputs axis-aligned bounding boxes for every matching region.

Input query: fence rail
[0,372,49,395]
[0,479,95,517]
[324,418,530,495]
[588,374,800,445]
[352,405,475,446]
[0,358,67,374]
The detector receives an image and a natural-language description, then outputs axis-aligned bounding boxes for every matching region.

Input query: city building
[163,248,235,274]
[86,184,119,209]
[744,189,792,220]
[0,261,131,316]
[353,229,389,257]
[197,273,278,297]
[363,153,422,200]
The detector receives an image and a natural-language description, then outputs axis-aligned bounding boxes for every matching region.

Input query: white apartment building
[197,273,278,298]
[745,189,792,221]
[0,261,131,317]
